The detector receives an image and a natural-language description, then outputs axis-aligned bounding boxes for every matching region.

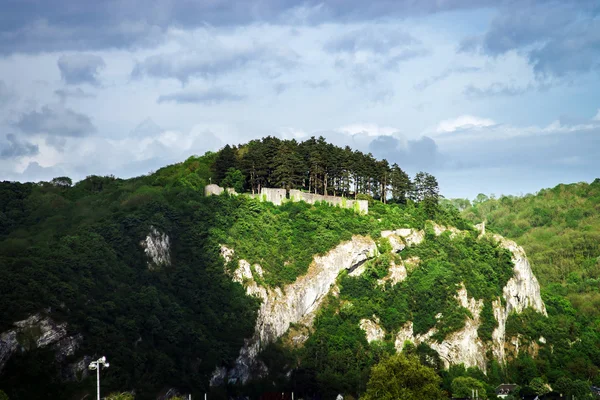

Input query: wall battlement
[205,185,368,214]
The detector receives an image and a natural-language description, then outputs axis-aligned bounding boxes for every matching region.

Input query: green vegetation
[2,136,598,399]
[0,140,449,399]
[451,376,487,399]
[361,353,445,400]
[459,180,600,394]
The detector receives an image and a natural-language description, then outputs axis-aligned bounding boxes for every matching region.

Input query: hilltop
[0,140,598,399]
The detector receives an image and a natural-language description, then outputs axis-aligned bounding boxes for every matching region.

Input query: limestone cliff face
[0,313,83,374]
[391,284,488,371]
[141,226,171,270]
[217,223,547,384]
[389,224,547,370]
[212,236,378,385]
[488,231,547,363]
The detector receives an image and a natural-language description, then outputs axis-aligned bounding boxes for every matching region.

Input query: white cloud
[436,115,496,133]
[337,123,398,137]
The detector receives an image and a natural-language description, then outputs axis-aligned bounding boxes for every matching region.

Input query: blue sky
[0,0,599,199]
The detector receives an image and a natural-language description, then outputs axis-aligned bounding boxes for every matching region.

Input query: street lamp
[89,356,110,400]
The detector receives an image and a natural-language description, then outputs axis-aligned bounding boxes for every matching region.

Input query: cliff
[218,222,547,382]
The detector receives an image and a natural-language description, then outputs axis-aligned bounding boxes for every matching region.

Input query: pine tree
[390,164,411,203]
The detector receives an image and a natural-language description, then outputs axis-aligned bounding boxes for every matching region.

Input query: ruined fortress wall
[205,184,237,196]
[260,188,286,206]
[289,189,368,214]
[205,184,224,196]
[207,186,367,213]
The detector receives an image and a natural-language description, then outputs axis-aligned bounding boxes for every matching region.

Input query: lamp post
[89,356,110,400]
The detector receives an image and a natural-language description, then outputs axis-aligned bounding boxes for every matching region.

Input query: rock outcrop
[489,233,547,363]
[360,318,385,342]
[391,225,547,370]
[394,283,487,371]
[213,235,378,385]
[0,313,82,374]
[215,222,547,384]
[141,226,171,270]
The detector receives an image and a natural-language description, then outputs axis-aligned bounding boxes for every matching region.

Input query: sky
[0,0,599,199]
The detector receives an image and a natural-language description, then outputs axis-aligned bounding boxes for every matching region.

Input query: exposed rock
[214,235,377,385]
[381,228,424,247]
[490,234,547,363]
[0,313,78,374]
[394,283,487,371]
[360,317,385,342]
[54,333,83,362]
[220,245,235,263]
[431,222,464,238]
[141,226,171,270]
[377,260,407,286]
[404,256,421,271]
[61,355,92,382]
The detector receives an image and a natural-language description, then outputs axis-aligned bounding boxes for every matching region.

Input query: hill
[0,139,597,399]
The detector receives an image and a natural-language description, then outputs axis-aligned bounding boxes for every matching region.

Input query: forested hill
[0,138,446,399]
[1,138,599,400]
[461,180,600,317]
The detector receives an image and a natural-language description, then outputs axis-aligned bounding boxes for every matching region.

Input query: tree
[451,376,488,399]
[214,144,238,184]
[362,354,445,400]
[220,168,245,193]
[0,389,9,400]
[529,377,551,397]
[553,376,573,396]
[389,164,411,203]
[272,140,305,190]
[51,176,72,187]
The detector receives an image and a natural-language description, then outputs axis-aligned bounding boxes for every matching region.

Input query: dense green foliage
[213,136,438,205]
[2,137,598,400]
[0,168,259,399]
[460,180,600,394]
[451,376,487,399]
[361,353,445,400]
[0,141,449,399]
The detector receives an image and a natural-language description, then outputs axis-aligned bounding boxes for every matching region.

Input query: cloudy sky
[1,0,599,198]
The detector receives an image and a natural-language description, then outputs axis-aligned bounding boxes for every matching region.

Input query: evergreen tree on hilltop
[390,164,411,204]
[214,144,238,184]
[273,140,305,190]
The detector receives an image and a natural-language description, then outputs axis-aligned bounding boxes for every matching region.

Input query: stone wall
[205,185,368,213]
[289,189,368,214]
[260,188,286,206]
[204,184,238,196]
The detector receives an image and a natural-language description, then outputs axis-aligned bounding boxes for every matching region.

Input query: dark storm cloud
[15,106,96,137]
[57,54,106,85]
[0,134,39,158]
[460,1,600,77]
[0,0,504,54]
[157,88,245,104]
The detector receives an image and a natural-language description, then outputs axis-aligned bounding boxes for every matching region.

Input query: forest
[0,140,599,399]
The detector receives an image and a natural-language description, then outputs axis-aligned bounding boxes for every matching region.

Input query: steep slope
[215,221,547,391]
[458,180,600,393]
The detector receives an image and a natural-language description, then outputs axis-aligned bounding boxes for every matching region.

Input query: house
[496,384,519,398]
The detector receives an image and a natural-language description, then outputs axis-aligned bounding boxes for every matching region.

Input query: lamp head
[104,362,110,368]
